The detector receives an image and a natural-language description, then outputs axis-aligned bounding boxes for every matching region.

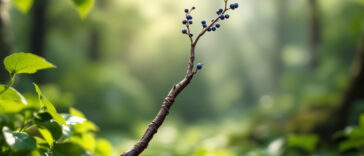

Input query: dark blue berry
[216,8,223,14]
[189,33,194,37]
[207,27,212,31]
[203,24,207,28]
[201,20,206,24]
[219,15,225,20]
[211,27,216,31]
[225,14,230,19]
[234,3,239,8]
[182,29,187,34]
[215,23,220,28]
[182,20,187,24]
[196,63,202,69]
[192,6,196,9]
[186,15,193,20]
[188,20,193,24]
[184,9,189,13]
[230,4,235,9]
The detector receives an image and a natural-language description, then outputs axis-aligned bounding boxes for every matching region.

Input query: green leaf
[95,139,112,156]
[13,0,34,13]
[339,138,364,151]
[72,0,94,19]
[360,114,364,128]
[35,119,63,142]
[70,133,96,152]
[34,84,66,125]
[2,126,36,151]
[37,127,53,147]
[53,142,91,156]
[70,107,85,118]
[4,52,55,75]
[0,85,27,113]
[287,134,319,152]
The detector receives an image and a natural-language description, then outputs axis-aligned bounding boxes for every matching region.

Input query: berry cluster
[180,0,239,70]
[181,1,238,37]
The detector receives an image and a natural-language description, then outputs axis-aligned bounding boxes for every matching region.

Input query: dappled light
[0,0,364,155]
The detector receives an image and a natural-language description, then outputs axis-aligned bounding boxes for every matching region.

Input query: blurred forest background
[1,0,364,155]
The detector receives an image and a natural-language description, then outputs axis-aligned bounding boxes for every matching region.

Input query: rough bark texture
[121,1,231,155]
[0,0,11,82]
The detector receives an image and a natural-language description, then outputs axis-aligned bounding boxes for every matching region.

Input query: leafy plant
[0,53,111,156]
[337,114,364,152]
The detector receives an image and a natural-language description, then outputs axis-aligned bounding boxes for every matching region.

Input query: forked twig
[121,1,238,155]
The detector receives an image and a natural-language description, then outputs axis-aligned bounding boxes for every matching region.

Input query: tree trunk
[30,0,48,57]
[88,0,107,61]
[272,0,287,92]
[313,32,364,140]
[30,0,49,83]
[0,0,11,82]
[308,0,321,71]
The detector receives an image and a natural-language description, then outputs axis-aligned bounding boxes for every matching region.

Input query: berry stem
[193,0,230,45]
[121,1,233,155]
[121,45,198,156]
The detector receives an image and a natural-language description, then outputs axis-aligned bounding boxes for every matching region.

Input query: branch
[121,43,198,156]
[121,1,238,155]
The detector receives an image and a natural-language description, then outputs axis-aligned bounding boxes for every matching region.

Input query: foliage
[337,114,364,152]
[72,0,94,19]
[13,0,34,13]
[0,53,111,156]
[286,134,319,153]
[12,0,94,18]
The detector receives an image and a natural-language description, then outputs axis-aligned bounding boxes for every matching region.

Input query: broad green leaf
[70,133,96,152]
[0,85,27,113]
[2,126,36,151]
[63,114,86,125]
[13,0,34,13]
[4,52,55,75]
[74,120,98,133]
[61,114,97,139]
[339,139,364,151]
[38,127,53,147]
[36,112,53,122]
[35,119,63,141]
[62,114,98,132]
[95,139,112,156]
[32,137,53,156]
[287,134,319,152]
[72,0,94,19]
[53,142,91,156]
[70,107,85,118]
[34,84,66,125]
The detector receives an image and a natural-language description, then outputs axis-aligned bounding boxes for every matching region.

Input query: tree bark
[308,0,321,71]
[313,32,364,140]
[30,0,49,83]
[30,0,48,57]
[0,0,11,82]
[272,0,287,92]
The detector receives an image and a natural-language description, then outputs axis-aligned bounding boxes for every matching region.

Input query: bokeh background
[1,0,364,155]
